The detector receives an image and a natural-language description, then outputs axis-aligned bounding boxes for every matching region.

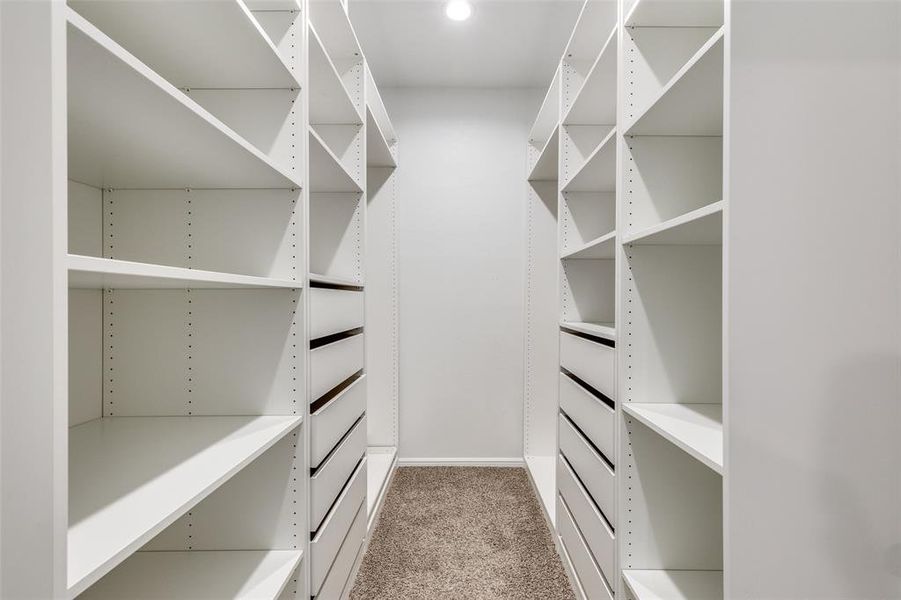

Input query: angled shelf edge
[623,403,723,474]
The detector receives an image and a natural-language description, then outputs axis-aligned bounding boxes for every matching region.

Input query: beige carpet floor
[349,466,574,600]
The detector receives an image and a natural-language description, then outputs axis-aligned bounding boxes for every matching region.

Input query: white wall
[383,87,540,462]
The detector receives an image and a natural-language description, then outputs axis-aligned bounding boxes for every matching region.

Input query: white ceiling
[349,0,584,88]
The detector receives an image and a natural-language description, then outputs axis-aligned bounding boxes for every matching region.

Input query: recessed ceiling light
[445,0,472,21]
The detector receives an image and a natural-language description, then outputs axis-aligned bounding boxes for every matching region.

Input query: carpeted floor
[349,466,574,600]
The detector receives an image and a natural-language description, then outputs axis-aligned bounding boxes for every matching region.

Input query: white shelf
[625,0,724,27]
[310,273,364,288]
[623,403,723,474]
[561,321,615,341]
[528,126,560,182]
[626,28,724,136]
[68,255,301,290]
[68,0,299,89]
[68,415,302,596]
[309,127,363,192]
[309,23,362,125]
[367,446,397,516]
[561,127,616,192]
[563,26,617,126]
[524,455,556,525]
[529,68,561,149]
[309,0,363,61]
[622,569,724,600]
[365,68,397,145]
[67,9,301,190]
[624,201,723,245]
[367,106,397,168]
[80,550,303,600]
[561,230,616,260]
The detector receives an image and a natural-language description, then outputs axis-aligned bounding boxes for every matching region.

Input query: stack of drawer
[309,286,368,598]
[557,330,616,599]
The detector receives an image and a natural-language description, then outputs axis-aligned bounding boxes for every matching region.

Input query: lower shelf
[367,446,397,518]
[524,455,556,525]
[622,569,723,600]
[623,403,723,474]
[561,321,615,341]
[80,550,303,600]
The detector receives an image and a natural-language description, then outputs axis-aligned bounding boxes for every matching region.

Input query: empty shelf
[68,255,301,290]
[68,0,299,89]
[626,28,724,136]
[561,231,616,259]
[310,273,364,288]
[367,446,397,516]
[367,107,397,168]
[561,321,615,341]
[529,70,561,151]
[68,415,303,596]
[563,26,617,126]
[524,455,556,524]
[309,0,363,60]
[67,9,301,190]
[309,24,362,125]
[623,403,723,474]
[528,126,559,182]
[80,550,303,600]
[562,128,616,192]
[625,0,724,27]
[366,69,397,147]
[309,127,363,192]
[624,201,723,245]
[623,569,724,600]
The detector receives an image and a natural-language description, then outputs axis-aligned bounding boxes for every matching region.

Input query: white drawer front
[558,455,615,584]
[311,416,367,530]
[310,333,365,401]
[557,494,614,600]
[311,458,367,595]
[314,497,366,600]
[560,372,615,464]
[559,414,615,523]
[310,375,366,468]
[560,332,615,400]
[310,288,364,340]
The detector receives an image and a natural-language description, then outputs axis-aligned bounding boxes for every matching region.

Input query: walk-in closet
[1,0,899,599]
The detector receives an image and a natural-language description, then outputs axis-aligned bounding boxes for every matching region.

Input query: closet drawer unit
[310,287,364,340]
[310,415,367,530]
[560,331,615,400]
[559,372,615,464]
[557,494,614,600]
[558,455,615,583]
[310,375,366,468]
[310,457,367,595]
[314,497,367,600]
[558,414,615,522]
[310,333,365,401]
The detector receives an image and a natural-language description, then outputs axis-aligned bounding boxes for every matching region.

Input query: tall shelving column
[617,0,725,598]
[62,1,309,598]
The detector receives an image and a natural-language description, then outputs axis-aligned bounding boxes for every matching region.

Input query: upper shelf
[563,0,618,62]
[80,550,303,600]
[562,128,616,192]
[67,0,299,89]
[529,67,561,151]
[309,128,363,192]
[623,403,723,474]
[624,201,723,245]
[67,9,301,190]
[625,28,724,136]
[68,415,302,597]
[563,25,617,126]
[625,0,724,27]
[561,231,616,260]
[367,107,397,168]
[309,0,362,62]
[622,569,724,600]
[365,68,397,146]
[528,126,559,182]
[309,23,363,125]
[68,255,301,290]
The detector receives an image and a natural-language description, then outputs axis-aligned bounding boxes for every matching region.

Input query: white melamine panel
[561,321,615,341]
[81,550,302,600]
[314,499,366,600]
[557,495,614,600]
[309,0,362,72]
[310,333,365,401]
[310,458,366,595]
[310,416,366,530]
[623,403,722,474]
[365,68,397,146]
[69,290,102,427]
[309,192,364,282]
[68,415,301,597]
[309,24,362,125]
[67,10,301,190]
[309,128,363,193]
[563,25,617,126]
[562,0,617,64]
[560,191,615,253]
[366,447,397,520]
[561,259,615,326]
[625,0,723,27]
[313,123,364,185]
[561,232,615,260]
[559,331,615,400]
[558,455,615,584]
[562,127,616,193]
[625,201,722,246]
[559,372,614,463]
[67,0,299,89]
[622,569,723,600]
[68,181,101,256]
[310,375,366,467]
[388,88,534,460]
[528,126,559,182]
[559,414,614,522]
[366,107,397,168]
[560,125,613,185]
[310,287,364,340]
[529,67,560,149]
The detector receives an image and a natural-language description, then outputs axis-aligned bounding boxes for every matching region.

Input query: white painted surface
[385,88,538,461]
[623,403,722,474]
[622,569,722,600]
